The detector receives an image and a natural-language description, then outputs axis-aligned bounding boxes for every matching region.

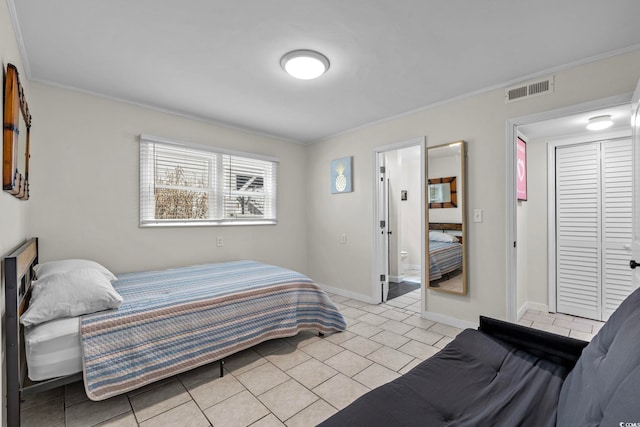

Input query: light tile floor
[20,291,604,427]
[520,309,605,341]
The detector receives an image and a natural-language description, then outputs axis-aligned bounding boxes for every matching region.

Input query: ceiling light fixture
[281,50,329,80]
[586,115,613,131]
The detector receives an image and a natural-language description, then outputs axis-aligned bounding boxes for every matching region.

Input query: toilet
[400,251,409,272]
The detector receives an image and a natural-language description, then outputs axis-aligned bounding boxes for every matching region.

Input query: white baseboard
[517,301,550,320]
[421,310,478,330]
[316,283,378,305]
[517,303,528,321]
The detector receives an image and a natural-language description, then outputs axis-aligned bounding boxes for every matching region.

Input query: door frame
[505,93,632,322]
[631,80,640,294]
[372,137,426,304]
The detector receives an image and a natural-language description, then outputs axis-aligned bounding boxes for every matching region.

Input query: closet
[555,138,632,321]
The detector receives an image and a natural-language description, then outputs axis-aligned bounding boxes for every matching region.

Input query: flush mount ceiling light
[281,50,329,80]
[586,115,613,131]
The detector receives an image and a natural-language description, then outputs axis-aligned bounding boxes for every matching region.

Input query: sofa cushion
[319,328,569,427]
[557,287,640,425]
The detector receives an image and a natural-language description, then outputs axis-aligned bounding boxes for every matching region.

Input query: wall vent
[505,75,554,103]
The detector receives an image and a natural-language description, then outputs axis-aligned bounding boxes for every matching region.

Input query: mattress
[24,317,82,381]
[429,240,463,281]
[81,260,345,400]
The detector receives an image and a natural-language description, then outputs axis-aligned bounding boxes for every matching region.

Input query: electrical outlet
[473,209,483,223]
[340,233,347,244]
[216,236,223,247]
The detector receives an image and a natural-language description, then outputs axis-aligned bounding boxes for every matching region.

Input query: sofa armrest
[478,316,589,370]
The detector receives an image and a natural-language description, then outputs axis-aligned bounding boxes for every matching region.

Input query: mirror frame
[426,140,467,295]
[3,63,32,200]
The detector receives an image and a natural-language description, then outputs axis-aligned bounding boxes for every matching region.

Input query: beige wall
[516,199,528,314]
[27,84,309,275]
[399,146,421,268]
[516,137,547,317]
[1,1,31,425]
[428,153,462,224]
[307,51,640,323]
[524,139,549,310]
[386,146,422,279]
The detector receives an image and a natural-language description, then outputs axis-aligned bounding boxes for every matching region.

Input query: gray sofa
[320,287,640,426]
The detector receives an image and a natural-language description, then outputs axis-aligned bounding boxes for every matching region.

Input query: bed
[428,232,463,281]
[5,238,346,426]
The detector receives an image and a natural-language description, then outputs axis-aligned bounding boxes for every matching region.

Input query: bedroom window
[139,135,278,226]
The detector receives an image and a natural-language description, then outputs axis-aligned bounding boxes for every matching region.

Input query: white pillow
[429,231,458,243]
[21,268,123,327]
[34,259,117,282]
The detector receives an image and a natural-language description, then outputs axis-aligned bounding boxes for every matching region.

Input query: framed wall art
[516,137,527,201]
[331,156,352,194]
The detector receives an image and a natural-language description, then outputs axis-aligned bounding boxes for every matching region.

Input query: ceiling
[519,104,632,141]
[11,0,640,143]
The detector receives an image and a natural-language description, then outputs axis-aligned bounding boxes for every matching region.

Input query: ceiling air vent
[505,75,554,104]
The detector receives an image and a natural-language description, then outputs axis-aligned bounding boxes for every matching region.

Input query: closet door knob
[631,260,638,270]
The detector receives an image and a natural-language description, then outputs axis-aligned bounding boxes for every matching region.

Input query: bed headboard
[429,222,462,231]
[4,237,38,426]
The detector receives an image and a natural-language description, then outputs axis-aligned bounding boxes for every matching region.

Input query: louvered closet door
[601,138,633,320]
[556,143,601,320]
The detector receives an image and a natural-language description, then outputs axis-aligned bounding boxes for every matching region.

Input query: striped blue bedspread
[429,241,463,280]
[80,261,346,401]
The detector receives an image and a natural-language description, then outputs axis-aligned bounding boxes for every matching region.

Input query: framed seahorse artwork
[330,156,353,194]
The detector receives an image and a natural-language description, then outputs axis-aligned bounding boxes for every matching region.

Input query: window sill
[139,220,277,228]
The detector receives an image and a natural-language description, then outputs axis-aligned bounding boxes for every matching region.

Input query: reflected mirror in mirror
[429,183,451,203]
[427,141,466,295]
[428,176,457,207]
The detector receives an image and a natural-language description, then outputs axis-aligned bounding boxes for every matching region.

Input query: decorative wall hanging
[516,137,527,201]
[3,63,32,200]
[331,156,353,194]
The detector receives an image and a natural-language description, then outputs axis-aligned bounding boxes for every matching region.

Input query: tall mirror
[426,141,466,294]
[3,63,32,200]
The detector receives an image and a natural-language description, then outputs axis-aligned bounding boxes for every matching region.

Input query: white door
[555,139,633,321]
[631,81,640,291]
[602,139,633,320]
[377,154,390,302]
[556,143,602,320]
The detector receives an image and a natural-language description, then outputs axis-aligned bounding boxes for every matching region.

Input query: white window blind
[140,135,278,226]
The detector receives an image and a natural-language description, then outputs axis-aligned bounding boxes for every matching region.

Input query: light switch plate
[473,209,483,223]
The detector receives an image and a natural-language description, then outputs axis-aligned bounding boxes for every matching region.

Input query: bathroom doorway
[373,137,426,304]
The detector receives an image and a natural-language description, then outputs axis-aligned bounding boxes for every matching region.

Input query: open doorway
[506,96,635,325]
[372,137,426,304]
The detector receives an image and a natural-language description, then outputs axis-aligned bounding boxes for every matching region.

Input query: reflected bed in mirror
[3,63,32,200]
[426,141,466,295]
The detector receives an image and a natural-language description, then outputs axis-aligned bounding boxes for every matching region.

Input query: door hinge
[514,241,517,248]
[380,274,386,282]
[380,220,386,228]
